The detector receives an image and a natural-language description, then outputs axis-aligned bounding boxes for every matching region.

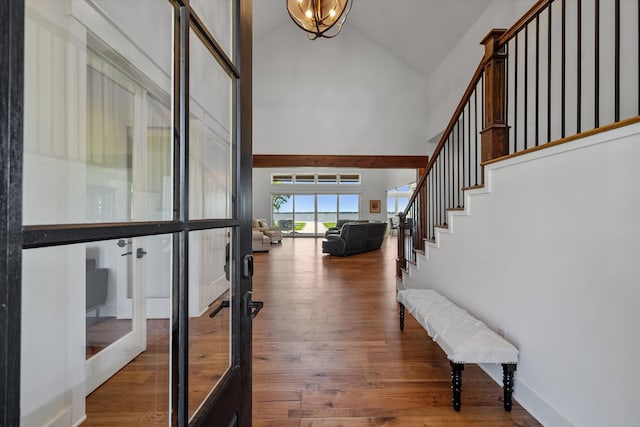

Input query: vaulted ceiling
[253,0,494,78]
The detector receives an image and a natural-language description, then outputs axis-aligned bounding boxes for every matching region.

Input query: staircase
[397,1,640,426]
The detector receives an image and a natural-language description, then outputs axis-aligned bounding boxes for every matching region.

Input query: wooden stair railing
[397,0,640,278]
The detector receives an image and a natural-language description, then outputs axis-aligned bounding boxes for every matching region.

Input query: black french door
[0,0,254,426]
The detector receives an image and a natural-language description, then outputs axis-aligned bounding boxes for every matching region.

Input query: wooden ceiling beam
[252,154,428,169]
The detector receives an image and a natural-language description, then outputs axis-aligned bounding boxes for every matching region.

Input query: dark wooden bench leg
[502,363,517,411]
[451,362,464,411]
[399,303,405,331]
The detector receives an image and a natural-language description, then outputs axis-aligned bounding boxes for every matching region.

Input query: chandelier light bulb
[287,0,352,40]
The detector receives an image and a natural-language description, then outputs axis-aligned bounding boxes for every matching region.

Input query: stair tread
[434,224,449,229]
[446,207,464,211]
[462,184,484,191]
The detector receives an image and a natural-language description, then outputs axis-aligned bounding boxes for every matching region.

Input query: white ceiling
[253,0,494,78]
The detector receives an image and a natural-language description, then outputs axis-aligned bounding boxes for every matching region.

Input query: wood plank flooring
[85,235,541,426]
[251,237,541,426]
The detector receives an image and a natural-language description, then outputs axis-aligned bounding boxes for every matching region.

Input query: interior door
[84,57,150,393]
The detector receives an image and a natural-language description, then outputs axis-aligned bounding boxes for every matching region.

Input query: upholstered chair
[252,219,283,243]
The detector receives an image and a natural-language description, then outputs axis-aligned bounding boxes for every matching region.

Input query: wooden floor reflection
[84,293,230,426]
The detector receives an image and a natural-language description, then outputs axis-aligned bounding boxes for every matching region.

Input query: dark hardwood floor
[251,237,541,426]
[84,235,541,426]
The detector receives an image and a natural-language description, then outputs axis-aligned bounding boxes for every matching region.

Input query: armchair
[252,219,283,243]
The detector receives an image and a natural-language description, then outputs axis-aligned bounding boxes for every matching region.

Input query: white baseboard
[480,363,575,427]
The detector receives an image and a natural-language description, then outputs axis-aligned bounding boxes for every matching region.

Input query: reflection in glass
[85,234,172,424]
[23,1,173,225]
[189,30,233,220]
[22,235,172,426]
[190,0,234,60]
[85,239,133,358]
[188,228,233,419]
[22,0,174,424]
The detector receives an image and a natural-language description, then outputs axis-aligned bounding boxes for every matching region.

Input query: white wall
[422,0,533,146]
[252,168,416,224]
[403,123,640,427]
[253,23,431,156]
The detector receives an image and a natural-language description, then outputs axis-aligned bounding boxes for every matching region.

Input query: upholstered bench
[397,288,519,412]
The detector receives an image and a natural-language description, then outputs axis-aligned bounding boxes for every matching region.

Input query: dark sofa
[322,221,387,256]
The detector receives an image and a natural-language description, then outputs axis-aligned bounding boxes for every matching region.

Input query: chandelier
[287,0,352,40]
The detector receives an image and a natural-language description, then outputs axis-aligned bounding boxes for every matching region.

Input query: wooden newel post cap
[480,28,507,60]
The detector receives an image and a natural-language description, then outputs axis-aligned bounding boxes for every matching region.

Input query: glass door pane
[188,27,234,420]
[339,194,359,221]
[22,0,174,425]
[188,228,233,417]
[317,194,337,237]
[294,194,315,237]
[273,194,293,237]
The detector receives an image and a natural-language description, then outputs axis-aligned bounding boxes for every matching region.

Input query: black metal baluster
[614,0,620,122]
[547,3,552,142]
[440,156,443,226]
[594,0,600,128]
[429,172,433,239]
[525,23,529,149]
[577,0,582,132]
[560,0,567,138]
[505,41,510,153]
[481,73,485,184]
[535,14,540,146]
[444,142,447,217]
[514,33,519,153]
[466,101,470,190]
[448,136,452,216]
[458,117,462,207]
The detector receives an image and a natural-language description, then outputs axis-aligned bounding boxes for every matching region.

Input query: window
[272,174,293,184]
[317,174,337,184]
[387,183,415,217]
[339,174,360,184]
[272,193,359,237]
[295,174,315,184]
[270,173,361,185]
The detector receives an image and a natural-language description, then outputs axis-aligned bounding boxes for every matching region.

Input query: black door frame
[0,0,253,425]
[0,0,25,425]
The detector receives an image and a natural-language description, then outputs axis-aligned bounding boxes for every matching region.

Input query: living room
[252,167,417,244]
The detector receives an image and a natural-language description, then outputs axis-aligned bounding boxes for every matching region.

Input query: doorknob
[243,291,263,320]
[136,248,147,259]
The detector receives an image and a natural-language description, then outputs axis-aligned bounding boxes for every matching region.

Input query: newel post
[480,29,508,163]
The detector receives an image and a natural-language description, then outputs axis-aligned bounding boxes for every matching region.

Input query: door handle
[116,239,131,248]
[243,254,254,278]
[209,300,230,318]
[243,291,263,320]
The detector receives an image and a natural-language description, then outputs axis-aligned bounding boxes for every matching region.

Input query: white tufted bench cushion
[397,288,518,364]
[397,288,519,411]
